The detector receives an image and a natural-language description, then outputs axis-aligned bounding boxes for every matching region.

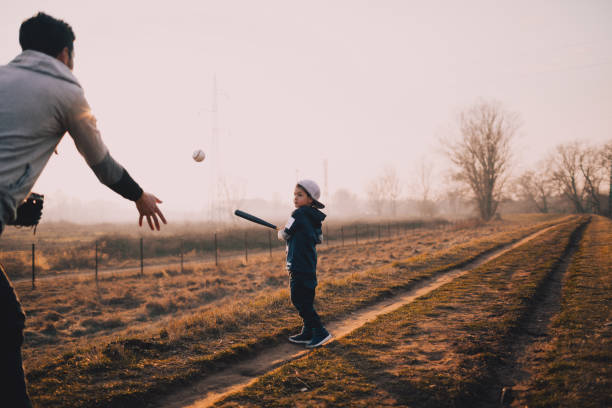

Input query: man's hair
[19,12,75,57]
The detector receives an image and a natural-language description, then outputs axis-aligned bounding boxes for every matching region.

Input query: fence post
[31,243,35,289]
[244,231,248,263]
[355,225,359,245]
[325,224,329,245]
[180,239,184,273]
[341,226,344,247]
[140,237,144,277]
[378,224,381,240]
[95,241,98,282]
[214,232,219,266]
[268,230,272,259]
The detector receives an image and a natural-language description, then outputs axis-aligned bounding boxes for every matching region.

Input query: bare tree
[443,187,467,216]
[579,146,607,213]
[515,161,553,213]
[366,178,385,216]
[606,142,612,217]
[366,166,402,217]
[413,159,437,217]
[551,142,587,213]
[381,166,402,216]
[550,141,611,215]
[445,100,518,221]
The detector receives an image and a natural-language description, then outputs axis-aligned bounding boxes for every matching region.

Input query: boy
[278,179,332,348]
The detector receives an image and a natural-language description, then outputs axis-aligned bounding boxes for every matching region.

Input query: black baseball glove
[7,192,44,227]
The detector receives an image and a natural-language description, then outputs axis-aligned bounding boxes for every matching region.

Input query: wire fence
[1,218,476,287]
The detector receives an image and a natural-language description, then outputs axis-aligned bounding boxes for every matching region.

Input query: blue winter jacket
[282,206,326,280]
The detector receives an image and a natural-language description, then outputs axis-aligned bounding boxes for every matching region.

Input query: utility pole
[608,156,611,218]
[210,75,220,223]
[323,159,329,205]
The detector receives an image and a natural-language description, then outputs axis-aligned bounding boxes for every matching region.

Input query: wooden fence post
[244,231,248,263]
[180,239,184,273]
[31,243,35,289]
[214,232,219,266]
[95,241,98,282]
[268,230,272,259]
[139,237,144,277]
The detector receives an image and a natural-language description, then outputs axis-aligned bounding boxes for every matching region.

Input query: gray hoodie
[0,50,127,225]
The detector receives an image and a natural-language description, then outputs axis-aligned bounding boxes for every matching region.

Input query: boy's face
[294,185,313,208]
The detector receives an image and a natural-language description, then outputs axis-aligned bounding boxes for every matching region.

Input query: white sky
[1,0,611,220]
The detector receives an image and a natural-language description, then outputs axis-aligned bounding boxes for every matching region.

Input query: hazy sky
[2,1,611,220]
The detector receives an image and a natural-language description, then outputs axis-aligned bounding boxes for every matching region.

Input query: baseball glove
[7,192,44,227]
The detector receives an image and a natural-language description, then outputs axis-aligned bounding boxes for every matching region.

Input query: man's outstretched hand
[136,192,167,231]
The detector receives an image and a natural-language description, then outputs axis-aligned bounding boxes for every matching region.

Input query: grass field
[8,213,604,407]
[526,215,611,407]
[212,215,610,408]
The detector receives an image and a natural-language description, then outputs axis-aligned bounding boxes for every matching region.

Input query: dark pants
[0,252,33,407]
[290,275,322,330]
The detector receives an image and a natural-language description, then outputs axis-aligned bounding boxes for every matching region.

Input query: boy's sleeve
[280,209,304,239]
[283,208,304,236]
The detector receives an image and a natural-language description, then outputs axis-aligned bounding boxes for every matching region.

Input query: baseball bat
[234,209,278,230]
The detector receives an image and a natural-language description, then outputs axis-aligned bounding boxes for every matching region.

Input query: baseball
[192,149,206,162]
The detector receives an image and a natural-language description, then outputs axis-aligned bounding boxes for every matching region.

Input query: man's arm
[65,93,166,230]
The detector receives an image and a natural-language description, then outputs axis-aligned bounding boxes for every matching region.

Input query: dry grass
[1,218,456,279]
[10,214,565,407]
[213,216,591,407]
[525,215,612,407]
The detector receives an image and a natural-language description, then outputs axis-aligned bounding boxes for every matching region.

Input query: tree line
[352,100,610,220]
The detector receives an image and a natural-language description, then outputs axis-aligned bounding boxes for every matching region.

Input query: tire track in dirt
[151,223,565,408]
[497,218,591,407]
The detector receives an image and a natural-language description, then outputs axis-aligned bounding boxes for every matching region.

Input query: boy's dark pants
[290,275,322,330]
[0,260,33,408]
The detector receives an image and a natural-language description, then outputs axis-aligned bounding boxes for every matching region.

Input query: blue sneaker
[306,327,332,348]
[289,326,312,344]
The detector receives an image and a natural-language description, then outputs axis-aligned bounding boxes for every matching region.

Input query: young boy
[278,179,332,348]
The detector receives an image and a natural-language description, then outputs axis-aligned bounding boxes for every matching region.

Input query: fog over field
[1,1,611,223]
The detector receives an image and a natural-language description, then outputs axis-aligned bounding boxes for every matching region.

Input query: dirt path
[497,219,589,407]
[151,224,560,408]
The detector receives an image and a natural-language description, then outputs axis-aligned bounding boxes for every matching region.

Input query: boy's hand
[278,229,289,241]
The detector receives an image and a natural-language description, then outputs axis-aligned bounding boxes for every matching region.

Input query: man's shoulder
[7,51,82,90]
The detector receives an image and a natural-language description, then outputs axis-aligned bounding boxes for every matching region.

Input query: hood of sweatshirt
[9,50,81,88]
[299,205,326,228]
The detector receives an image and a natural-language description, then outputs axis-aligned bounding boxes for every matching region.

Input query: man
[0,12,167,406]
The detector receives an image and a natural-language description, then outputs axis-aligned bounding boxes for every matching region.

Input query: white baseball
[192,149,206,162]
